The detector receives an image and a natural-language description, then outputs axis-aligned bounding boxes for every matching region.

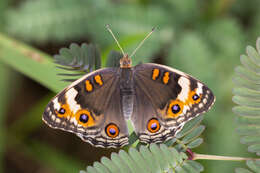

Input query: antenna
[130,27,155,58]
[106,24,126,56]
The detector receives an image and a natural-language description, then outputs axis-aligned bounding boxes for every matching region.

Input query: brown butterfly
[43,26,215,148]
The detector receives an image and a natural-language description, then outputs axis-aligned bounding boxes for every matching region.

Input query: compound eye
[147,118,160,133]
[105,123,119,138]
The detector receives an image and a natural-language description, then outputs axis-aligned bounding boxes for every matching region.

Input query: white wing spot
[177,77,190,102]
[65,88,81,114]
[53,97,60,111]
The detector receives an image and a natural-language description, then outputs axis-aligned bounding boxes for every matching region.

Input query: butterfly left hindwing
[43,68,129,148]
[131,63,215,144]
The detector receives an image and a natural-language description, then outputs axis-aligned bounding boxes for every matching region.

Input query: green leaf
[236,125,260,135]
[235,66,260,84]
[246,160,260,172]
[248,144,260,154]
[240,55,260,75]
[233,106,260,117]
[0,33,69,92]
[233,88,260,100]
[233,95,260,108]
[176,115,204,139]
[82,144,203,173]
[247,46,260,67]
[187,138,203,149]
[182,125,205,144]
[233,37,260,171]
[235,168,253,173]
[92,162,110,173]
[240,135,260,145]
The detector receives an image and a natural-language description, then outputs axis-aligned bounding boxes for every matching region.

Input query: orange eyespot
[56,104,71,118]
[186,90,201,105]
[147,118,160,133]
[167,100,184,118]
[75,109,94,127]
[105,123,119,138]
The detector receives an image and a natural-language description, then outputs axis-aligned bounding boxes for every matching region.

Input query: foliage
[81,144,203,173]
[0,0,260,172]
[233,38,260,172]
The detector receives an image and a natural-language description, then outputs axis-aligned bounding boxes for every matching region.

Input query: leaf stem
[176,139,188,150]
[193,153,260,161]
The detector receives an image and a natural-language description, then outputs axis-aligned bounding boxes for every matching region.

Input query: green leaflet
[233,37,260,172]
[82,144,203,173]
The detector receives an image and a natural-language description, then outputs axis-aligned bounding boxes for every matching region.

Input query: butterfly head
[120,54,132,68]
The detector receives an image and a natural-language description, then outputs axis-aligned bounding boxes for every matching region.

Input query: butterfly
[43,26,215,148]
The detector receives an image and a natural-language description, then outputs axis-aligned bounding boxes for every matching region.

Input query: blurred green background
[0,0,259,172]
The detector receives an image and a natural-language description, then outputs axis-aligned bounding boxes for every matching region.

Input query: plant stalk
[194,153,260,161]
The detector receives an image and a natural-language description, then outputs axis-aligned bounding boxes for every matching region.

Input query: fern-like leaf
[233,37,260,172]
[54,43,101,81]
[81,144,203,173]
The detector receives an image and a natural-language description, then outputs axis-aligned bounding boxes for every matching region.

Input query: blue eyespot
[172,104,180,114]
[150,122,158,130]
[109,128,116,135]
[79,114,89,123]
[105,123,119,138]
[192,94,200,101]
[147,118,160,133]
[58,108,66,114]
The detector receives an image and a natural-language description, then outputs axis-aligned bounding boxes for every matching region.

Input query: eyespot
[75,109,94,127]
[171,104,181,114]
[187,90,201,104]
[56,104,71,118]
[192,94,200,101]
[79,113,89,123]
[58,108,66,114]
[147,118,160,133]
[167,100,184,118]
[105,123,119,138]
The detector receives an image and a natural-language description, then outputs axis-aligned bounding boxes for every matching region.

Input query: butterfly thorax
[120,54,132,68]
[119,67,134,120]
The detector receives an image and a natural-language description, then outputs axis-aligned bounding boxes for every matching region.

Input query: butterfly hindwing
[43,68,129,148]
[132,63,215,143]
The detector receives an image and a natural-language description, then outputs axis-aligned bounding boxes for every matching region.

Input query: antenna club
[106,24,111,29]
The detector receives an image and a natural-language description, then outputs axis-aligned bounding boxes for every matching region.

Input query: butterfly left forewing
[43,68,129,148]
[132,63,215,143]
